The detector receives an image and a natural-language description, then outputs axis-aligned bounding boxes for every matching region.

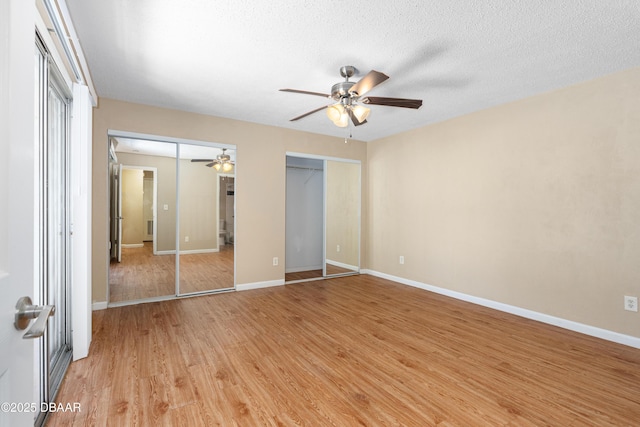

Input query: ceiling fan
[280,65,422,128]
[190,148,234,172]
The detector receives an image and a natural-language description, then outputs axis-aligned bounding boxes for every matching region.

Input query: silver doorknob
[14,296,55,339]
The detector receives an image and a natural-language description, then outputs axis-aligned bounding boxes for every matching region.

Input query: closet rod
[286,165,324,172]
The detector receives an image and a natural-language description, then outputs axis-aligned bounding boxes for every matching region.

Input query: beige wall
[179,158,218,251]
[367,67,640,337]
[92,98,368,303]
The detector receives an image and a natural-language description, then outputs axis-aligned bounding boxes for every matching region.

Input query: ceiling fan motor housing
[331,81,356,101]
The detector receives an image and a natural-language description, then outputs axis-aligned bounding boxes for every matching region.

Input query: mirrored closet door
[108,134,236,304]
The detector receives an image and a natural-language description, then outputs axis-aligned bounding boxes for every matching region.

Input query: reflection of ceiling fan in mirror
[190,148,235,172]
[280,65,422,128]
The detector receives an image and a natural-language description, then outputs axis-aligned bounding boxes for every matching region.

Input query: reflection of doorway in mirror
[119,166,157,255]
[218,175,235,248]
[142,171,154,242]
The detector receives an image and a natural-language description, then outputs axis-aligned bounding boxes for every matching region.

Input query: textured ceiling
[66,0,640,142]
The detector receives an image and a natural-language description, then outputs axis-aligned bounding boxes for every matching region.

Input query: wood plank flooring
[109,242,234,302]
[48,275,640,426]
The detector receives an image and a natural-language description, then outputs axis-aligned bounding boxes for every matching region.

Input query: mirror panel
[178,144,235,294]
[109,139,177,302]
[325,160,360,276]
[109,136,236,304]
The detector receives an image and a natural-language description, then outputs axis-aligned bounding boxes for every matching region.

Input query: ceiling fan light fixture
[335,112,349,127]
[327,103,350,127]
[326,104,344,122]
[222,162,233,172]
[352,104,370,122]
[213,162,222,171]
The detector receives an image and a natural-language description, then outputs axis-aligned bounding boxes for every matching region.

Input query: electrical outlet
[337,245,341,252]
[624,296,638,312]
[184,236,189,242]
[272,257,278,266]
[399,255,405,265]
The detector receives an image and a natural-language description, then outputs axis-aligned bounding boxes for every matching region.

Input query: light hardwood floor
[48,275,640,426]
[109,242,234,302]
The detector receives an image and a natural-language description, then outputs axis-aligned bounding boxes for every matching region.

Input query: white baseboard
[121,243,143,248]
[362,269,640,349]
[326,259,359,271]
[92,301,108,311]
[236,279,285,291]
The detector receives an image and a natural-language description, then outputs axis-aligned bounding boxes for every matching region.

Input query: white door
[1,0,39,424]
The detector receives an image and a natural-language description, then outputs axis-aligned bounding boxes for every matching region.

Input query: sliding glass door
[35,36,73,426]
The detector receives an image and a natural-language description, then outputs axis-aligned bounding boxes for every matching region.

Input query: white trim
[236,279,285,291]
[121,243,144,249]
[34,9,72,91]
[362,269,640,349]
[55,0,98,105]
[70,83,92,361]
[286,151,362,164]
[326,259,359,272]
[285,277,327,285]
[92,301,108,311]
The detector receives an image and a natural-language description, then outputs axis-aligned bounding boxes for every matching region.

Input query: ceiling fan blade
[206,162,215,168]
[361,96,423,109]
[348,70,389,97]
[191,159,215,162]
[280,89,330,98]
[347,108,367,127]
[290,105,327,121]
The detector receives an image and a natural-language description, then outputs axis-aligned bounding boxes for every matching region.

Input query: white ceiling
[66,0,640,142]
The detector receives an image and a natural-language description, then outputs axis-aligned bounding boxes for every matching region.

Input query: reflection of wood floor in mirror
[285,269,323,282]
[284,264,356,282]
[109,242,234,303]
